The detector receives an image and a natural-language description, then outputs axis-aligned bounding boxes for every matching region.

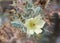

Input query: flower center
[29,21,36,29]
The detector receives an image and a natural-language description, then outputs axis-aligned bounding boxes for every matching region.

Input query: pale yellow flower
[25,15,45,35]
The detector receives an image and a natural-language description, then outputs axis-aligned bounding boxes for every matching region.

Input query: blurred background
[0,0,60,43]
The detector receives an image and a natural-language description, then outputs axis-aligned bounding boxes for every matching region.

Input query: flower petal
[27,29,34,35]
[34,28,42,34]
[39,20,45,28]
[34,26,42,34]
[34,15,45,28]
